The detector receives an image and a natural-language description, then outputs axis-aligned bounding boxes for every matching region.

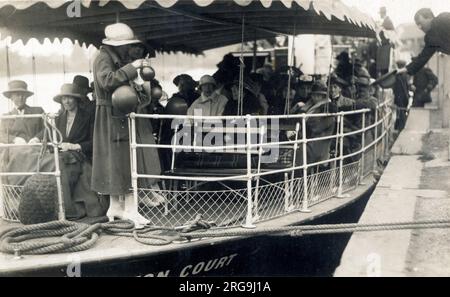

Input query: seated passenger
[355,77,378,109]
[328,74,356,110]
[223,78,263,115]
[170,74,199,108]
[248,73,269,115]
[328,75,361,161]
[187,75,228,117]
[270,74,296,114]
[0,80,44,144]
[292,81,338,166]
[353,58,371,79]
[50,83,105,219]
[291,75,314,113]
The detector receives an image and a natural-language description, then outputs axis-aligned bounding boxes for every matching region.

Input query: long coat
[0,105,44,143]
[55,108,106,218]
[91,45,161,195]
[413,67,438,106]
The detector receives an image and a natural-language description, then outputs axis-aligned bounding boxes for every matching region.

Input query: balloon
[140,65,156,81]
[151,86,163,100]
[112,85,138,115]
[165,96,188,115]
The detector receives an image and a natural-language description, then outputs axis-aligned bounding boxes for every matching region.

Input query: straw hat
[102,23,142,47]
[198,75,216,88]
[3,80,34,99]
[53,83,85,103]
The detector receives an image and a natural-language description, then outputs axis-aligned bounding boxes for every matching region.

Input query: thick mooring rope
[183,219,450,239]
[1,218,449,255]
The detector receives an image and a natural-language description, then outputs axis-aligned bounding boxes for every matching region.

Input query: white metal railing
[130,95,395,228]
[0,113,65,222]
[0,96,394,226]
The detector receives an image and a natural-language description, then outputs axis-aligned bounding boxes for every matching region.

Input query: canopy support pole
[238,13,245,116]
[5,43,11,82]
[252,30,257,73]
[32,55,37,106]
[285,9,298,115]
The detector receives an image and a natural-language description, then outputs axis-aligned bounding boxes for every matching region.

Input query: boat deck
[0,174,375,276]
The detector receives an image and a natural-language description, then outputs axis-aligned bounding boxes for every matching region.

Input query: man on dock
[398,8,450,76]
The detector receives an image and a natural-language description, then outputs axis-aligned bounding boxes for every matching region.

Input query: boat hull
[1,183,374,277]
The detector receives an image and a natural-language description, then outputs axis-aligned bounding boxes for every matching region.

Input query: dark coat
[55,108,102,219]
[0,105,44,143]
[393,73,411,108]
[413,67,438,105]
[407,13,450,75]
[170,90,199,108]
[55,108,94,160]
[91,45,161,195]
[296,101,338,164]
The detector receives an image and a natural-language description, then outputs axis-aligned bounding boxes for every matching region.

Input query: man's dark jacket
[407,12,450,75]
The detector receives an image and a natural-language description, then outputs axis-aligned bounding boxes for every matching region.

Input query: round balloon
[112,85,139,115]
[140,66,156,81]
[165,96,188,115]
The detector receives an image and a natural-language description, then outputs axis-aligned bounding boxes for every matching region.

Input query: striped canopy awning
[0,0,376,54]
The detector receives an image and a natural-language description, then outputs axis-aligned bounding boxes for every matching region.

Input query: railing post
[359,111,366,184]
[373,106,379,172]
[337,113,349,198]
[129,113,142,228]
[300,115,311,213]
[253,124,265,220]
[49,114,65,221]
[171,123,180,171]
[242,114,256,228]
[288,122,300,210]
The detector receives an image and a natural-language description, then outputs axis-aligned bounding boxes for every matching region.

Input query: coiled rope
[0,215,215,255]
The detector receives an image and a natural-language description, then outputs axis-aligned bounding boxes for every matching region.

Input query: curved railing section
[130,94,394,229]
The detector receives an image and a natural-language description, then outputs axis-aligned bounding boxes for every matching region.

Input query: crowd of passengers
[0,47,382,222]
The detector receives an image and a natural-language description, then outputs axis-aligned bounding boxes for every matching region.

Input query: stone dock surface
[334,108,450,277]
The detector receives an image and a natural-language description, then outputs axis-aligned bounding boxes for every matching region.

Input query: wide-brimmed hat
[53,83,85,103]
[198,75,216,88]
[102,23,142,47]
[173,74,198,87]
[72,75,93,95]
[3,80,34,99]
[310,81,328,95]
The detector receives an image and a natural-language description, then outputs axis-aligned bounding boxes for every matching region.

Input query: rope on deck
[0,215,214,255]
[182,219,450,239]
[1,218,449,255]
[0,220,177,255]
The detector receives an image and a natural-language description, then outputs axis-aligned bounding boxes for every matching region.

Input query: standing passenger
[91,23,162,225]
